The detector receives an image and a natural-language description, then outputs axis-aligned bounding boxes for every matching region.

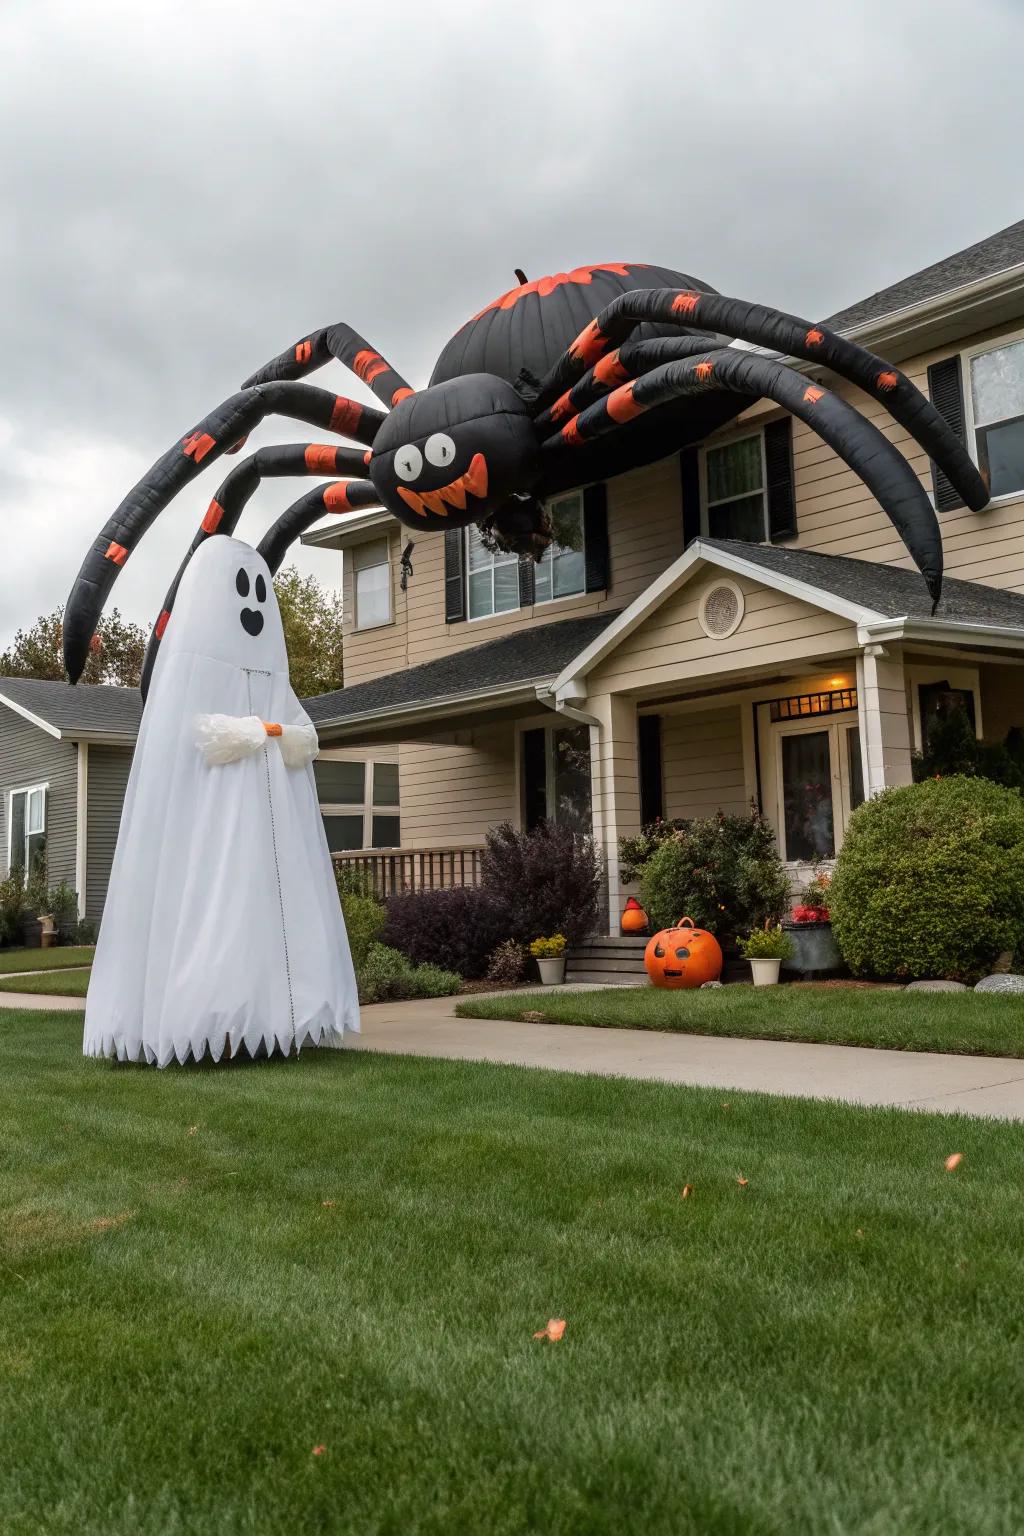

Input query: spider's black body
[63,261,992,697]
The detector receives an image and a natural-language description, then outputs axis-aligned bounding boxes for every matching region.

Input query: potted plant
[530,933,568,985]
[738,923,793,986]
[782,869,843,979]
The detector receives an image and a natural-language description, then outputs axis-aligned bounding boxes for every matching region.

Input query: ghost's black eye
[255,573,267,603]
[236,568,250,597]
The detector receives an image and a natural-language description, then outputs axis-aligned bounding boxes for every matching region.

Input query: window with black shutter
[444,526,466,623]
[638,715,663,825]
[699,423,796,545]
[521,728,548,831]
[764,418,797,541]
[926,355,967,511]
[582,482,610,592]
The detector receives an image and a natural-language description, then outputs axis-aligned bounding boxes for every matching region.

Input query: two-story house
[301,218,1024,928]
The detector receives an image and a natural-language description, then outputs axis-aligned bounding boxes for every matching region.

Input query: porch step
[566,932,748,986]
[563,970,650,987]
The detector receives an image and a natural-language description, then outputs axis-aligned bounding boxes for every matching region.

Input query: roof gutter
[858,616,1024,650]
[311,679,550,738]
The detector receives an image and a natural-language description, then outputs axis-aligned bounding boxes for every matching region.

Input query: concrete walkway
[354,994,1024,1121]
[8,983,1024,1119]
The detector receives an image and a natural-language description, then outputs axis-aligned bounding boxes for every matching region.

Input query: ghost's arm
[276,694,320,769]
[195,713,268,765]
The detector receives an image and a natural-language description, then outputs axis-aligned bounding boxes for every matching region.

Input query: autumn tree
[273,566,344,698]
[0,606,147,687]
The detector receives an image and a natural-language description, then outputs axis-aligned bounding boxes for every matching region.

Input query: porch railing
[332,845,483,899]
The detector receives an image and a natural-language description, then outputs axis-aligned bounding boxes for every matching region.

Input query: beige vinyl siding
[398,725,516,847]
[587,572,859,697]
[0,710,78,889]
[85,744,132,924]
[661,707,748,820]
[341,458,684,687]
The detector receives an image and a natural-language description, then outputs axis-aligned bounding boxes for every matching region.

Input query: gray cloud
[2,0,1022,647]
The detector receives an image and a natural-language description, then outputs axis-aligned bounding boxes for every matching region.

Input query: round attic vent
[698,580,744,640]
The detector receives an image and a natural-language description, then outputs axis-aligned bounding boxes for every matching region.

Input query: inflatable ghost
[82,536,359,1067]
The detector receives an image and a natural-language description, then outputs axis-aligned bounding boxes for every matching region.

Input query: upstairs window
[968,337,1024,497]
[466,524,519,620]
[535,492,586,603]
[703,433,768,542]
[353,538,391,630]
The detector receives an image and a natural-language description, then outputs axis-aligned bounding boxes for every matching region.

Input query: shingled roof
[704,539,1024,628]
[822,217,1024,335]
[306,610,619,728]
[0,678,142,740]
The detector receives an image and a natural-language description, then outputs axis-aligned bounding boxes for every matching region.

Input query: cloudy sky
[1,0,1023,651]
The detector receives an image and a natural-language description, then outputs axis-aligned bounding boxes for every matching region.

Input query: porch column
[856,643,913,797]
[588,692,641,934]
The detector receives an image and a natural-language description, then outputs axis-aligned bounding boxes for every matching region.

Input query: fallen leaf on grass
[680,1185,694,1200]
[521,1011,546,1023]
[312,1444,326,1456]
[321,1200,336,1208]
[855,1229,865,1239]
[945,1153,963,1171]
[533,1319,566,1342]
[736,1177,749,1189]
[186,1126,199,1137]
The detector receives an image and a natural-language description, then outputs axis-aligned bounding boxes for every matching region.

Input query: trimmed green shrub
[359,944,461,1004]
[912,702,1024,791]
[0,874,24,947]
[830,775,1024,982]
[639,810,789,937]
[336,872,386,980]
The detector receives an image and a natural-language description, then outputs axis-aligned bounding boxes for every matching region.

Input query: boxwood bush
[638,810,789,938]
[830,775,1024,983]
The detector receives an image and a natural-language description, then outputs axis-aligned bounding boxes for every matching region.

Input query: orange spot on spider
[607,383,646,423]
[363,449,372,466]
[304,445,337,473]
[295,340,312,364]
[561,418,582,446]
[570,320,608,367]
[805,327,825,346]
[671,292,700,315]
[803,386,825,405]
[594,349,630,388]
[469,263,641,323]
[155,609,171,639]
[329,397,363,436]
[104,541,129,566]
[201,500,225,534]
[353,349,388,385]
[549,390,575,423]
[877,370,899,392]
[694,360,715,382]
[323,482,354,512]
[391,387,414,406]
[182,431,215,463]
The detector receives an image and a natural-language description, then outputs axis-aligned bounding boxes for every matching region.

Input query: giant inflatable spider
[64,261,990,691]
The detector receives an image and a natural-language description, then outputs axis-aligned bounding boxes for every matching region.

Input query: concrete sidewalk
[352,994,1024,1121]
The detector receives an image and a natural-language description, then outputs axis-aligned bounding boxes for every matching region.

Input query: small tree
[0,606,146,687]
[273,566,344,698]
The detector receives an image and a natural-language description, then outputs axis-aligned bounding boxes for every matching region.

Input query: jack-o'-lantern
[621,897,649,935]
[644,916,723,990]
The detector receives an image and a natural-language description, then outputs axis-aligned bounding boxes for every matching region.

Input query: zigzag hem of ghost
[83,1005,360,1069]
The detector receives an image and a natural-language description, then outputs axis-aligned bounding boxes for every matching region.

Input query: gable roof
[822,217,1024,335]
[0,678,142,742]
[554,538,1024,698]
[306,610,620,733]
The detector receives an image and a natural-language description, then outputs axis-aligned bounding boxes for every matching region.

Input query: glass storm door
[775,718,863,864]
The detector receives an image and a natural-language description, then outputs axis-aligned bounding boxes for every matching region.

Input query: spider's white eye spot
[424,432,457,469]
[394,444,423,483]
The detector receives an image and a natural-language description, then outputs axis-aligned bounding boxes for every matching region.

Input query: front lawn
[0,944,94,974]
[457,984,1024,1058]
[0,966,90,997]
[2,1010,1024,1532]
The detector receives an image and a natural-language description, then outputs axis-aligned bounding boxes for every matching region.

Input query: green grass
[0,966,90,997]
[457,984,1024,1058]
[3,1009,1024,1534]
[0,945,94,974]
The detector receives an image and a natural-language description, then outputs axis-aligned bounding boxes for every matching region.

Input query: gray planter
[782,919,843,979]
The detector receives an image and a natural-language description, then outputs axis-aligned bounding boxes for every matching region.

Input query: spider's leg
[63,381,386,681]
[257,480,380,574]
[537,288,989,513]
[535,335,721,428]
[243,323,414,410]
[545,347,946,605]
[139,443,372,698]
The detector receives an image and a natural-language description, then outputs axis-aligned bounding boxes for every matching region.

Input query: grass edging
[0,945,95,975]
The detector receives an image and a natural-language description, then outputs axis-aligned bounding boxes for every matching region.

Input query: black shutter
[518,554,535,606]
[444,527,465,623]
[583,482,610,591]
[638,714,663,825]
[680,447,701,546]
[765,418,797,542]
[926,355,967,511]
[522,728,547,830]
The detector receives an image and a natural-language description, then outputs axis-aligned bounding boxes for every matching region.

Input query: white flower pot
[749,957,782,987]
[537,957,566,986]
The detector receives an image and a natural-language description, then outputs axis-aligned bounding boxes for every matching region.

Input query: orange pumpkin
[644,916,723,989]
[620,896,649,935]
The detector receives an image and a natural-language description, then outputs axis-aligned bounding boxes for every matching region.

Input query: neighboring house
[0,677,399,925]
[301,217,1024,925]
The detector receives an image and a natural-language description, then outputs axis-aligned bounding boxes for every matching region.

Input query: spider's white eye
[394,444,423,483]
[424,432,457,469]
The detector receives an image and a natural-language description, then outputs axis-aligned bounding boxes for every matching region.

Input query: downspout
[75,741,89,921]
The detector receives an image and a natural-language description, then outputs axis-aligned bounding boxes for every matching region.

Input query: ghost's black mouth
[240,608,264,636]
